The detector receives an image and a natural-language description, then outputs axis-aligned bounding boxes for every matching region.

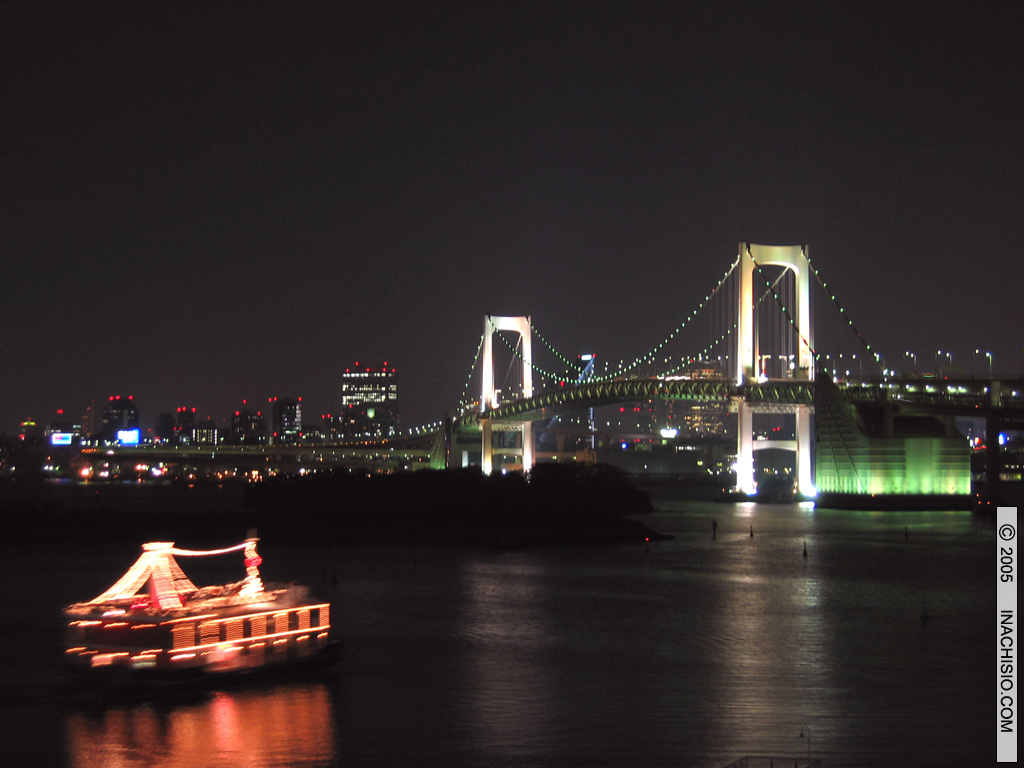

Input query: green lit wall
[815,379,970,495]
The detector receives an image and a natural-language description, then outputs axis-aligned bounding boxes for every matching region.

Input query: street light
[986,351,993,379]
[905,351,917,376]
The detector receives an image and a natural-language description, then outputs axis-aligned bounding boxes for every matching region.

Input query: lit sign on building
[117,429,141,445]
[51,433,74,446]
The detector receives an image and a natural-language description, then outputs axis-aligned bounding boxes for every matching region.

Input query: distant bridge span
[455,375,1024,497]
[457,377,815,429]
[466,376,1024,427]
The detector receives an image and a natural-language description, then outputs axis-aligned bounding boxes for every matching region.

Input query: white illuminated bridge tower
[479,314,534,474]
[735,243,815,497]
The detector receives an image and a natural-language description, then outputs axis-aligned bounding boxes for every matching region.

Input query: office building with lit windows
[102,396,140,443]
[231,408,266,445]
[270,397,302,443]
[340,362,399,439]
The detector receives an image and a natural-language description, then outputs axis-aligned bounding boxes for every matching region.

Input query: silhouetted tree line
[243,463,662,546]
[1,464,666,547]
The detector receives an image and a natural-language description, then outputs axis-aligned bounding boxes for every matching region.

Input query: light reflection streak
[458,556,556,755]
[65,683,336,768]
[703,504,835,757]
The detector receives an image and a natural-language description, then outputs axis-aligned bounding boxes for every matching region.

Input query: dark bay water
[0,501,996,766]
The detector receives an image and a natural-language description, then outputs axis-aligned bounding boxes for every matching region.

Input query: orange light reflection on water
[65,682,335,768]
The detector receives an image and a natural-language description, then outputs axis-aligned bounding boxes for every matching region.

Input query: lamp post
[974,349,980,378]
[986,351,993,379]
[905,351,917,376]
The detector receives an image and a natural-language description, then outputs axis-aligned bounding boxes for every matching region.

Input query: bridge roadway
[459,376,1024,428]
[81,377,1023,477]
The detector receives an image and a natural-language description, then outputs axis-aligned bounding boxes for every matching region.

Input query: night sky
[2,2,1021,436]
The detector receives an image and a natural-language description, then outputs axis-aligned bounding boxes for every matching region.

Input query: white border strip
[997,507,1017,762]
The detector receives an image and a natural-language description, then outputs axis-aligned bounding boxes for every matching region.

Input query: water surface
[0,501,996,766]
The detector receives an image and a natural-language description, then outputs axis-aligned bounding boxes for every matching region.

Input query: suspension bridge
[432,243,1024,504]
[87,242,1021,505]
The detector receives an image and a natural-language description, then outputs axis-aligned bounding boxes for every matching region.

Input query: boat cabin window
[199,621,220,645]
[172,623,195,649]
[272,612,289,634]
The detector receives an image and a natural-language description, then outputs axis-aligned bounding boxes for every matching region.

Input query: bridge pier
[797,404,813,495]
[736,399,814,496]
[481,420,493,475]
[736,400,755,495]
[480,419,533,475]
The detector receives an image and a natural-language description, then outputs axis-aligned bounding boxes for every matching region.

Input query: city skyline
[3,3,1021,436]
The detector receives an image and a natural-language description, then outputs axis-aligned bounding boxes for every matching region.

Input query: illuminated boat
[64,536,339,690]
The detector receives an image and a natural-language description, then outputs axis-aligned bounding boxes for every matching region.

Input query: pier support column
[521,421,534,472]
[736,399,756,495]
[481,420,493,475]
[796,404,814,496]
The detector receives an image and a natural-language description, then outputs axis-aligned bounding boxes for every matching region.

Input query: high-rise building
[270,397,302,443]
[82,401,99,438]
[176,407,197,444]
[194,418,219,445]
[340,362,399,439]
[102,396,140,443]
[154,413,176,443]
[103,396,139,432]
[231,408,266,444]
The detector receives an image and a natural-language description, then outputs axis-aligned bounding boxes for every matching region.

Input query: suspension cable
[745,248,818,365]
[601,255,740,380]
[455,333,486,412]
[804,252,885,373]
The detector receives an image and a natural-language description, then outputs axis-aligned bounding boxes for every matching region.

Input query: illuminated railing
[67,602,332,671]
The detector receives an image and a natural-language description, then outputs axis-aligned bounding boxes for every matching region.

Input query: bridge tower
[480,315,534,474]
[735,243,815,496]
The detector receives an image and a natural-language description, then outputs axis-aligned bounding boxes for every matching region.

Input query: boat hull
[66,639,343,699]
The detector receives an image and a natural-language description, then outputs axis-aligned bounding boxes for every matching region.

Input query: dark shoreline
[0,464,668,548]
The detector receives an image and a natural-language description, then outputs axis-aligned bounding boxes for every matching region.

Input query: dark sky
[2,2,1021,435]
